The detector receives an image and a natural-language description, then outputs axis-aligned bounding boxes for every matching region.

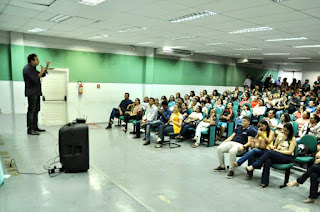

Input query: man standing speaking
[23,54,50,135]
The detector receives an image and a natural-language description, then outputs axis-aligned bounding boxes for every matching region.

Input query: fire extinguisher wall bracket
[77,81,83,95]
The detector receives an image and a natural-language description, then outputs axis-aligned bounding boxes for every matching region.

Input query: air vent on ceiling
[156,47,193,57]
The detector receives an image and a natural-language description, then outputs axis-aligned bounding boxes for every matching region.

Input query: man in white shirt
[269,75,275,84]
[243,74,252,88]
[133,97,158,139]
[263,110,278,128]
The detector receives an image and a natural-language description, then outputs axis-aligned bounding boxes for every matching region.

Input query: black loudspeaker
[59,123,89,173]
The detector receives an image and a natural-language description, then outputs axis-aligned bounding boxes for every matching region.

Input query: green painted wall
[1,44,276,86]
[0,44,12,81]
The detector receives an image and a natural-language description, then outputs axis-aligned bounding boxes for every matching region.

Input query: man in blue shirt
[106,93,133,129]
[23,54,50,135]
[214,117,257,179]
[143,101,171,145]
[275,77,281,88]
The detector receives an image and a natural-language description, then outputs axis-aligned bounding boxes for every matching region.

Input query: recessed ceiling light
[163,46,188,52]
[28,28,47,33]
[195,50,215,53]
[233,53,241,56]
[78,0,106,6]
[272,0,284,2]
[118,26,146,33]
[235,48,261,51]
[48,15,71,23]
[169,11,217,23]
[288,57,311,60]
[265,37,307,42]
[229,27,273,34]
[263,53,290,55]
[206,42,235,46]
[136,42,154,45]
[293,45,320,48]
[88,34,108,39]
[172,35,199,40]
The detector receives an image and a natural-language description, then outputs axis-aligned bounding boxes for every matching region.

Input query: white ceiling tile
[0,14,30,25]
[0,0,319,62]
[2,5,41,18]
[223,3,295,19]
[279,0,320,10]
[302,7,320,18]
[195,0,271,14]
[245,11,312,25]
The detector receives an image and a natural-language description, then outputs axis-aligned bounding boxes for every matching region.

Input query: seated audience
[297,114,320,143]
[123,98,142,132]
[294,105,306,120]
[246,123,296,188]
[306,101,316,113]
[133,98,158,138]
[287,150,320,203]
[216,102,233,141]
[176,106,203,139]
[168,95,176,110]
[263,110,278,128]
[192,109,217,148]
[275,113,291,135]
[155,105,183,148]
[214,117,256,178]
[296,111,310,129]
[143,101,171,145]
[233,120,275,178]
[106,93,133,129]
[235,104,251,127]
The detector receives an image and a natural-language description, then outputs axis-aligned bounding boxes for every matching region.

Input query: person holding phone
[23,54,50,135]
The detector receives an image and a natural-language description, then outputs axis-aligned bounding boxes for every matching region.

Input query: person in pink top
[294,105,306,120]
[296,111,310,129]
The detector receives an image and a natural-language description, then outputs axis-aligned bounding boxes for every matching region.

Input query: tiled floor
[0,114,319,212]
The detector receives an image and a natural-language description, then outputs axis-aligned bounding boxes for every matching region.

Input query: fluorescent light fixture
[136,42,154,45]
[118,26,146,33]
[169,11,217,23]
[78,0,106,6]
[229,27,273,34]
[233,53,241,56]
[28,28,47,33]
[235,48,261,51]
[288,57,311,60]
[265,37,307,42]
[248,57,264,60]
[272,0,284,2]
[206,42,235,46]
[88,34,108,39]
[293,45,320,48]
[172,35,199,40]
[48,15,71,23]
[195,50,215,53]
[263,53,290,55]
[163,46,187,51]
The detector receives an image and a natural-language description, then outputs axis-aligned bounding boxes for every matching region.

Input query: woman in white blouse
[176,106,203,139]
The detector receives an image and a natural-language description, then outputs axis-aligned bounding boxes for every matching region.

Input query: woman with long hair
[246,123,297,188]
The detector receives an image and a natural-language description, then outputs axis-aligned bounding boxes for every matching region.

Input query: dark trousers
[124,113,137,129]
[297,164,320,199]
[180,123,192,136]
[237,148,267,176]
[158,125,174,143]
[27,96,40,132]
[109,108,120,122]
[252,151,293,185]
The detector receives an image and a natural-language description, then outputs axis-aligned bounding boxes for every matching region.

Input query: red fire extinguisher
[77,81,83,95]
